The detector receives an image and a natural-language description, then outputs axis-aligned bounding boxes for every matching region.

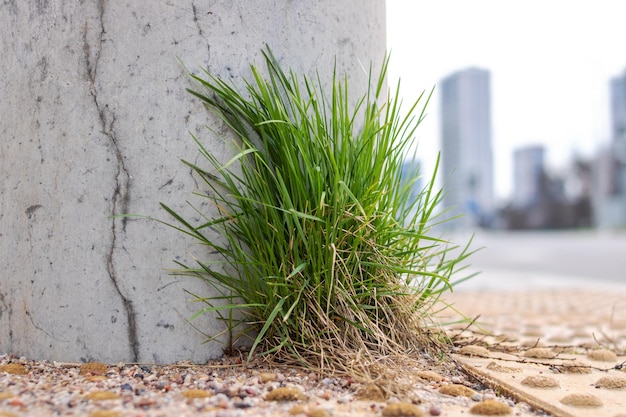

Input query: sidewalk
[453,267,626,293]
[438,268,626,417]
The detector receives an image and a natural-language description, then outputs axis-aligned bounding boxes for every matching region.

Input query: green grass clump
[163,47,471,372]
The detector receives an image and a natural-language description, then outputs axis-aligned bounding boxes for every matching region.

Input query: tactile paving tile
[438,289,626,417]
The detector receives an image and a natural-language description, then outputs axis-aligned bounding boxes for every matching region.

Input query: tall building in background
[513,145,545,207]
[610,70,626,193]
[400,159,423,202]
[399,159,423,223]
[439,68,494,227]
[594,69,626,228]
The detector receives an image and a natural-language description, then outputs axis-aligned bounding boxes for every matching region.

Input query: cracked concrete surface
[0,1,386,363]
[83,1,138,362]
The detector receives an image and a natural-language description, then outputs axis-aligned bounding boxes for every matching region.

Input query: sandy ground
[2,231,626,416]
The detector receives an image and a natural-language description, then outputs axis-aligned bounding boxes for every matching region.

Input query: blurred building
[593,69,626,228]
[611,71,626,193]
[399,159,423,223]
[513,145,545,207]
[400,159,423,200]
[439,68,494,228]
[503,145,567,229]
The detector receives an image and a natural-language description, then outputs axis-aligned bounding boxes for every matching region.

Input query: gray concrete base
[0,1,386,363]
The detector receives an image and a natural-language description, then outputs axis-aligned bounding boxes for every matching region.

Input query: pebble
[0,354,511,417]
[233,399,253,408]
[337,394,352,404]
[321,377,335,386]
[215,411,242,417]
[429,404,442,416]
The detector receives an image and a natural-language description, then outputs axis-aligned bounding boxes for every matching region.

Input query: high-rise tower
[610,70,626,193]
[593,69,626,228]
[439,68,494,227]
[513,145,545,207]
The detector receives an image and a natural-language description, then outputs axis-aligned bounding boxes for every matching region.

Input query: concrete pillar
[0,1,386,363]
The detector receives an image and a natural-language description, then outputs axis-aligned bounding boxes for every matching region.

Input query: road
[445,230,626,291]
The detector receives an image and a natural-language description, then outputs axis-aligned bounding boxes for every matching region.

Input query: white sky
[386,0,626,201]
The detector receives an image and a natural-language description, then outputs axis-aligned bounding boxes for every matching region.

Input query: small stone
[6,397,24,408]
[215,386,238,398]
[289,405,307,415]
[233,400,253,409]
[429,404,442,416]
[84,375,108,382]
[337,394,351,404]
[482,393,495,401]
[415,371,445,382]
[382,402,424,417]
[85,391,121,401]
[265,387,305,402]
[438,384,475,397]
[471,394,482,402]
[560,393,603,407]
[80,362,108,376]
[469,400,512,415]
[182,389,212,399]
[0,364,28,375]
[0,392,15,400]
[134,397,157,407]
[258,372,277,383]
[89,411,122,417]
[215,411,243,417]
[309,407,332,417]
[459,345,491,358]
[240,385,261,397]
[521,375,560,388]
[213,393,230,409]
[356,384,387,401]
[587,349,617,362]
[321,377,335,386]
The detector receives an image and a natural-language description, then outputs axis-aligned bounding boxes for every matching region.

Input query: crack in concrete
[191,2,203,36]
[0,292,14,349]
[83,0,139,362]
[24,308,67,342]
[189,1,211,68]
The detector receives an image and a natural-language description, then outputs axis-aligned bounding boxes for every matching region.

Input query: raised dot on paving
[521,375,560,388]
[587,349,618,362]
[459,345,491,358]
[523,348,555,359]
[560,393,603,407]
[469,400,512,415]
[595,376,626,389]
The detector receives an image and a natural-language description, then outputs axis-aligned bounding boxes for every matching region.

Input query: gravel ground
[0,352,540,417]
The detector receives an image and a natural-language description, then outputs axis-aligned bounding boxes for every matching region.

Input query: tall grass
[163,47,472,371]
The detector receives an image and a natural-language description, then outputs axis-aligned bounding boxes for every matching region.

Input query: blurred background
[386,1,626,289]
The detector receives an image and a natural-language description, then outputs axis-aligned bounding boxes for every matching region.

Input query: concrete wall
[0,1,386,363]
